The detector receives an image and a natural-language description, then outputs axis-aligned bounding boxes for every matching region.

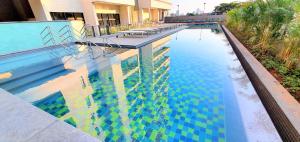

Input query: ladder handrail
[101,37,122,48]
[41,26,81,58]
[40,26,56,46]
[41,32,52,40]
[60,24,87,41]
[40,24,124,60]
[40,26,50,35]
[66,24,122,56]
[58,25,107,59]
[58,25,70,32]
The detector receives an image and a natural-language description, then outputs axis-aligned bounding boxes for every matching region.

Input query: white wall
[28,0,171,24]
[41,0,83,13]
[151,0,171,9]
[81,0,99,26]
[138,0,171,10]
[29,0,83,21]
[91,0,135,6]
[95,3,120,14]
[28,0,50,21]
[120,6,132,25]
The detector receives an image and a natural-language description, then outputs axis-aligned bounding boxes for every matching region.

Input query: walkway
[84,26,188,49]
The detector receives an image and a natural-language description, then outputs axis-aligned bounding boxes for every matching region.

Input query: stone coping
[0,88,99,142]
[0,26,187,59]
[0,20,69,24]
[0,43,74,60]
[85,26,188,49]
[221,25,300,141]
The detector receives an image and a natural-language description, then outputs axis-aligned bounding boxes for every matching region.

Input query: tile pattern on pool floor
[0,24,280,142]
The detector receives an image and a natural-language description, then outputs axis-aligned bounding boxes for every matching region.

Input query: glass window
[65,13,75,20]
[51,12,65,20]
[74,13,84,21]
[97,13,120,26]
[50,12,84,22]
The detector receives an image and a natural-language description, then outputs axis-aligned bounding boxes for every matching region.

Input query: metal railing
[40,26,56,46]
[39,21,185,60]
[84,22,162,37]
[40,26,87,60]
[40,23,125,60]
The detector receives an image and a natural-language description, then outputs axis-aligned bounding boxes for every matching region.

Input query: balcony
[153,46,170,61]
[138,0,171,9]
[151,0,171,9]
[91,0,135,6]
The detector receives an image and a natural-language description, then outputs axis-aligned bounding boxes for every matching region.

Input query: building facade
[27,0,171,26]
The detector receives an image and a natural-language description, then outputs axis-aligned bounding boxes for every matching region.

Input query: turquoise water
[0,25,250,141]
[0,21,79,55]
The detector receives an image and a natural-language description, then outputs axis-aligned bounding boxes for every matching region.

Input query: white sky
[170,0,248,14]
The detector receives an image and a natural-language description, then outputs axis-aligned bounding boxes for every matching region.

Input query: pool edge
[0,88,99,142]
[221,25,300,141]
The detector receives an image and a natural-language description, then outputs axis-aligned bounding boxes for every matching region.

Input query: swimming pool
[0,25,281,141]
[0,21,83,55]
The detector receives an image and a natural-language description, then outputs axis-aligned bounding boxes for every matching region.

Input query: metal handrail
[40,26,50,35]
[43,38,54,45]
[40,24,123,60]
[40,26,56,46]
[68,24,123,56]
[58,25,105,60]
[40,26,80,59]
[102,37,122,48]
[58,25,70,32]
[60,24,87,40]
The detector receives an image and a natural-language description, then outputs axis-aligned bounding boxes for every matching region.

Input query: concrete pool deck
[0,88,98,142]
[84,26,188,49]
[222,25,300,141]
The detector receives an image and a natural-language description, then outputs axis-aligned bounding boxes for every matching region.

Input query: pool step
[0,59,63,84]
[9,69,72,94]
[0,62,71,94]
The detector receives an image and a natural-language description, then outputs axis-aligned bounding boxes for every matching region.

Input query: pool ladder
[76,25,123,56]
[67,25,123,56]
[40,26,91,60]
[40,25,123,60]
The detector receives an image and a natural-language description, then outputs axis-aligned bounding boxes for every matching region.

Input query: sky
[170,0,247,14]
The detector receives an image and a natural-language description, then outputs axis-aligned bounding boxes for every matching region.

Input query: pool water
[0,25,277,141]
[0,21,83,55]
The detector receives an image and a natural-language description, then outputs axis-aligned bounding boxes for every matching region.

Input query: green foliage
[226,0,300,97]
[214,2,240,14]
[283,76,300,93]
[262,57,278,70]
[226,0,300,67]
[261,56,287,75]
[186,13,196,16]
[261,55,299,93]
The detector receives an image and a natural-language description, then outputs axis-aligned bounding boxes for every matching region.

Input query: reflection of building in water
[13,61,105,140]
[88,49,140,141]
[188,23,220,29]
[0,36,171,141]
[189,24,222,34]
[127,36,171,141]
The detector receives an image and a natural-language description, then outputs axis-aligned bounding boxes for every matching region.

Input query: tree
[186,13,195,16]
[213,2,240,14]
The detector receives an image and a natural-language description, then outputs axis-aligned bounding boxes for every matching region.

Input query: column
[138,8,144,24]
[148,8,151,22]
[81,0,100,36]
[110,59,132,142]
[28,0,52,21]
[120,6,132,25]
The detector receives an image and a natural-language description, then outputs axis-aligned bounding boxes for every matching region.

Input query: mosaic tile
[33,92,69,118]
[9,25,254,142]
